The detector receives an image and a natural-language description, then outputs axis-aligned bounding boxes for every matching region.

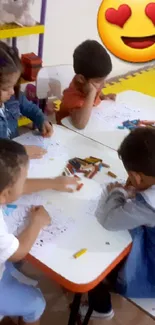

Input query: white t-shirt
[0,208,19,279]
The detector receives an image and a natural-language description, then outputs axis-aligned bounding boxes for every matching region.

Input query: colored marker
[73,248,87,259]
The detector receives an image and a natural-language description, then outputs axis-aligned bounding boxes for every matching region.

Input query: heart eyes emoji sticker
[97,0,155,63]
[145,3,155,25]
[105,5,132,28]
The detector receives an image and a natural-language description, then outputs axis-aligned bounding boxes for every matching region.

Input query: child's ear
[75,74,86,84]
[128,171,142,188]
[0,188,9,205]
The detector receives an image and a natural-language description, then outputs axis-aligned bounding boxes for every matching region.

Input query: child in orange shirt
[57,40,115,128]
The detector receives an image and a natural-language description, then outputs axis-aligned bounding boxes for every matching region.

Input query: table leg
[82,306,93,325]
[68,293,82,325]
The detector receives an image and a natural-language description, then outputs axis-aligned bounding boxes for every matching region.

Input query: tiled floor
[21,262,155,325]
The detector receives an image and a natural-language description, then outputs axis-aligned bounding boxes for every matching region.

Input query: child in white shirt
[0,139,51,325]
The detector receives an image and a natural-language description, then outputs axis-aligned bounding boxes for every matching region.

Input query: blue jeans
[0,263,46,323]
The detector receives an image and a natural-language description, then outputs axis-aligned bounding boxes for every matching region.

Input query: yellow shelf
[0,23,44,39]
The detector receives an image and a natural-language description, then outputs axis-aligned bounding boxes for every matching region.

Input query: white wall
[17,0,153,78]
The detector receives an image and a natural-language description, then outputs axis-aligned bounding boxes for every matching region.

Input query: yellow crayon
[73,248,87,259]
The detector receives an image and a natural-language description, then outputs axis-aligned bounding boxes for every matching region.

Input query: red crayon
[77,183,84,191]
[88,166,98,179]
[67,163,74,174]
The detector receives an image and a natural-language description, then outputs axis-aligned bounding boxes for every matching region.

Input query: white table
[14,125,132,324]
[14,124,132,287]
[61,90,155,151]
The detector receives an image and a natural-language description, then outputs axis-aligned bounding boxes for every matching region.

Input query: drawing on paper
[3,204,75,255]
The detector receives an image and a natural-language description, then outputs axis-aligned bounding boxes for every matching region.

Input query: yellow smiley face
[97,0,155,63]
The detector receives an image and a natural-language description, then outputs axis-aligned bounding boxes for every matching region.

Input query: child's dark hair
[0,41,22,98]
[118,127,155,177]
[73,40,112,79]
[0,139,28,192]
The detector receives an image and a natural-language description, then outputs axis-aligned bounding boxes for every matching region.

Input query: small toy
[0,0,36,26]
[21,53,42,81]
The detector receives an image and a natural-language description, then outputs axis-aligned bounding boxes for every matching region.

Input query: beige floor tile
[21,262,155,325]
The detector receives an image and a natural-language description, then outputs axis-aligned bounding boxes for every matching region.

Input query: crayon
[74,175,81,180]
[85,157,102,164]
[80,164,93,170]
[75,158,89,166]
[87,166,98,179]
[77,183,84,191]
[131,119,140,125]
[73,248,87,259]
[67,164,74,174]
[89,170,98,179]
[69,159,81,170]
[102,162,110,168]
[108,171,117,178]
[7,204,17,209]
[90,156,102,162]
[98,163,103,171]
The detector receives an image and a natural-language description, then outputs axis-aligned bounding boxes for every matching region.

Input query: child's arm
[9,206,50,262]
[19,93,53,137]
[71,85,96,129]
[23,176,79,194]
[0,120,9,139]
[96,185,154,231]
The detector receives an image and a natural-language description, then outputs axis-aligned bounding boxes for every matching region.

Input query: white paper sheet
[3,204,75,255]
[62,91,155,133]
[15,133,69,178]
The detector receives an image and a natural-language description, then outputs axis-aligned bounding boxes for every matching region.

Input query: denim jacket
[0,92,46,139]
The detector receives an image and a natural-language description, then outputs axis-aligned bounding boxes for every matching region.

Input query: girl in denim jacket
[0,41,53,159]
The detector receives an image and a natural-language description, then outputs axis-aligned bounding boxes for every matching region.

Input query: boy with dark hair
[57,40,115,128]
[97,127,155,298]
[0,139,50,324]
[80,127,155,321]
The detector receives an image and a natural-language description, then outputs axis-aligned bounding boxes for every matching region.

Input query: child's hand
[126,186,136,199]
[101,93,116,101]
[107,182,124,193]
[124,177,136,198]
[107,182,136,198]
[83,82,97,95]
[24,145,47,159]
[51,176,79,192]
[125,177,132,188]
[41,121,54,138]
[29,206,51,228]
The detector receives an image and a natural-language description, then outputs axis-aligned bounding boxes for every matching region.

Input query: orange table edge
[26,243,132,293]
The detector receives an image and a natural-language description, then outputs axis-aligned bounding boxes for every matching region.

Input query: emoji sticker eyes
[105,4,132,28]
[145,3,155,25]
